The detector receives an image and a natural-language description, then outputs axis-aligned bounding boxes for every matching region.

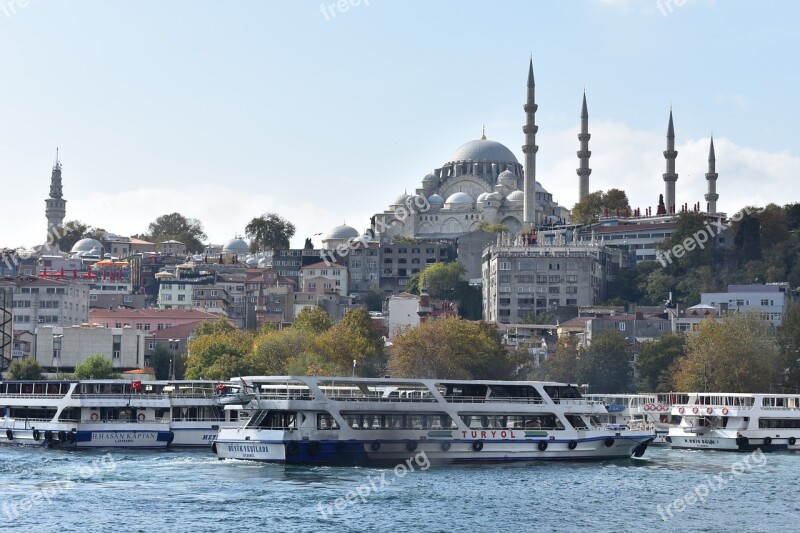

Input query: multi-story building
[0,284,12,369]
[157,240,187,256]
[700,283,791,328]
[301,262,348,296]
[217,273,247,328]
[156,265,216,310]
[378,242,456,294]
[192,285,231,317]
[35,324,147,372]
[88,308,222,332]
[6,275,89,333]
[482,244,624,324]
[558,312,670,348]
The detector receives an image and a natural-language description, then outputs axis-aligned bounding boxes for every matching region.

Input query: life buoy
[309,441,321,455]
[706,407,713,415]
[370,441,381,452]
[166,432,174,446]
[568,441,578,450]
[32,430,40,441]
[440,442,451,451]
[406,441,418,452]
[65,432,75,443]
[286,441,299,455]
[58,430,67,442]
[90,413,99,421]
[137,413,145,422]
[644,404,652,411]
[538,441,548,452]
[5,429,12,440]
[763,437,772,446]
[217,383,225,391]
[789,437,797,446]
[472,441,484,452]
[678,407,685,414]
[692,407,699,414]
[44,430,53,442]
[604,437,615,448]
[721,408,729,416]
[211,442,218,454]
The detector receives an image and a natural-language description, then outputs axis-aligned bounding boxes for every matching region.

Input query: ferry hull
[669,433,799,452]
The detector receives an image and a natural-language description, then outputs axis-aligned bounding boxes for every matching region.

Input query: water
[0,446,796,532]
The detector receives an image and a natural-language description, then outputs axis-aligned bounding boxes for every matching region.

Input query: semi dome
[498,169,518,187]
[427,194,445,207]
[245,257,259,266]
[70,238,102,254]
[506,190,524,202]
[486,192,503,202]
[476,192,490,203]
[447,139,518,164]
[325,224,359,241]
[445,192,474,206]
[222,238,249,254]
[390,193,410,207]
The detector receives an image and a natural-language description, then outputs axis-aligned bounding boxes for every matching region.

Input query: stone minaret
[576,92,591,201]
[662,110,678,213]
[45,149,66,234]
[704,136,719,213]
[522,58,538,228]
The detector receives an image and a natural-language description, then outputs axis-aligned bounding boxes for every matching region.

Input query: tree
[140,213,207,253]
[303,237,314,250]
[476,221,508,234]
[247,327,313,375]
[363,285,385,313]
[420,262,466,300]
[245,213,296,253]
[580,330,632,393]
[776,302,800,392]
[52,220,91,252]
[571,189,631,224]
[673,312,780,392]
[7,358,43,380]
[74,354,118,379]
[292,307,333,334]
[311,307,386,377]
[635,334,685,392]
[149,345,173,380]
[534,335,581,383]
[184,320,254,379]
[390,317,516,379]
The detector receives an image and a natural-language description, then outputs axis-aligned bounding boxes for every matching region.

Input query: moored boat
[213,376,656,465]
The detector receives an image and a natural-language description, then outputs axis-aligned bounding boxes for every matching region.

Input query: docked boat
[0,379,249,448]
[668,392,800,451]
[213,376,656,465]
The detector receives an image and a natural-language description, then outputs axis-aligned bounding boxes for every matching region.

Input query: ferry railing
[72,393,171,400]
[0,393,70,399]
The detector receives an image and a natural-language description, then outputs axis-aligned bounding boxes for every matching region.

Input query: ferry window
[317,413,340,430]
[461,414,564,430]
[565,414,588,430]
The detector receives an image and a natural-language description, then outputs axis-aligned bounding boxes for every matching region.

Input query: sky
[1,0,798,250]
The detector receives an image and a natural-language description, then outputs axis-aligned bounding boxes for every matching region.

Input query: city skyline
[2,0,798,249]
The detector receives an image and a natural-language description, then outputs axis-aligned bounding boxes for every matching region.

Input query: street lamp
[168,338,178,380]
[352,359,357,377]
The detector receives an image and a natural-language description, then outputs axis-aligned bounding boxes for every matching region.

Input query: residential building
[0,284,12,368]
[157,240,187,256]
[557,312,670,347]
[700,283,791,328]
[35,324,147,372]
[88,308,222,332]
[301,262,348,296]
[5,275,89,333]
[192,285,231,317]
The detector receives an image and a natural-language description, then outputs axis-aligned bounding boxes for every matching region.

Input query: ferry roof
[234,375,580,387]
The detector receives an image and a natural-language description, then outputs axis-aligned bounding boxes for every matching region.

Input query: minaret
[704,136,719,213]
[45,149,66,236]
[576,92,591,201]
[522,58,538,228]
[662,110,678,213]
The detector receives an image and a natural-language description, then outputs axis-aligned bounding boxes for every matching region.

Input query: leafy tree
[657,212,715,273]
[363,285,385,312]
[74,354,118,379]
[420,262,466,300]
[571,189,631,224]
[776,302,800,392]
[184,320,254,379]
[293,307,333,334]
[52,220,91,252]
[391,235,417,244]
[149,345,173,380]
[7,358,43,380]
[303,237,314,250]
[311,307,386,377]
[580,330,632,393]
[248,327,313,375]
[390,317,517,379]
[139,213,207,253]
[673,312,779,392]
[476,222,508,234]
[245,213,296,253]
[533,335,581,383]
[635,334,685,392]
[406,271,422,295]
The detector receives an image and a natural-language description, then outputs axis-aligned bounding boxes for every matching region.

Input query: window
[548,287,560,294]
[548,275,560,283]
[157,324,165,330]
[618,322,626,331]
[143,324,151,331]
[566,275,577,283]
[177,295,185,301]
[499,262,511,271]
[148,341,155,350]
[112,335,121,359]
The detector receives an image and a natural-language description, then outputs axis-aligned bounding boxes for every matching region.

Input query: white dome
[506,190,524,202]
[476,192,489,203]
[245,257,258,266]
[223,238,249,254]
[428,194,445,206]
[71,238,102,254]
[390,193,410,207]
[448,139,518,164]
[445,192,474,206]
[487,192,503,201]
[325,224,359,240]
[422,173,438,183]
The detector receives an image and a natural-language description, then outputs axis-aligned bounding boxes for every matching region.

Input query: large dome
[71,238,102,254]
[447,139,518,164]
[325,224,359,241]
[223,238,249,254]
[445,192,474,206]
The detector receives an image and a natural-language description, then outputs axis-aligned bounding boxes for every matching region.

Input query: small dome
[422,173,438,183]
[71,238,102,254]
[486,192,503,203]
[390,193,411,207]
[498,169,518,187]
[245,257,258,266]
[325,224,359,241]
[223,238,249,254]
[506,190,524,202]
[445,192,474,207]
[428,194,445,206]
[258,257,267,266]
[476,192,489,203]
[447,139,518,164]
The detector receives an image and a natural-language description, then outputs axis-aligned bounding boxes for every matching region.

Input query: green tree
[674,312,779,392]
[74,354,118,379]
[311,307,386,377]
[635,334,685,392]
[292,307,333,334]
[247,327,313,375]
[571,189,631,224]
[363,285,385,313]
[7,358,44,380]
[420,261,466,300]
[580,330,632,393]
[245,212,296,253]
[149,345,173,380]
[52,220,91,252]
[139,212,207,253]
[476,222,508,234]
[184,320,254,379]
[534,335,581,383]
[777,302,800,392]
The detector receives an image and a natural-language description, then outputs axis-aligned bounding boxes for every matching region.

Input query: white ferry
[213,376,656,464]
[0,379,249,448]
[668,392,800,451]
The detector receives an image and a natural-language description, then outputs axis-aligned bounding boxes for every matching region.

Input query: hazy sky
[2,0,798,249]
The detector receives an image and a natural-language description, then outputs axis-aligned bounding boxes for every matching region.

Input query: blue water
[0,446,796,532]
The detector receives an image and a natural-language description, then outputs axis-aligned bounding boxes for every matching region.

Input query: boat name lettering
[92,432,157,440]
[202,434,217,441]
[686,439,719,444]
[226,444,268,453]
[461,430,517,439]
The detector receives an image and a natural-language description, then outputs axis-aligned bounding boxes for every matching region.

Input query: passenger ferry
[669,392,800,451]
[0,379,249,448]
[213,376,656,465]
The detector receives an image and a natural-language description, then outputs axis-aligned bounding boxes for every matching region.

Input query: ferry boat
[213,376,656,465]
[584,393,671,445]
[0,379,249,448]
[668,392,800,451]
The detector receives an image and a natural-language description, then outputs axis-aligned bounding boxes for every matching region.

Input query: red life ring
[217,383,225,391]
[658,404,667,411]
[90,412,99,421]
[721,407,729,415]
[692,407,699,414]
[138,413,145,421]
[706,407,713,415]
[678,407,685,414]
